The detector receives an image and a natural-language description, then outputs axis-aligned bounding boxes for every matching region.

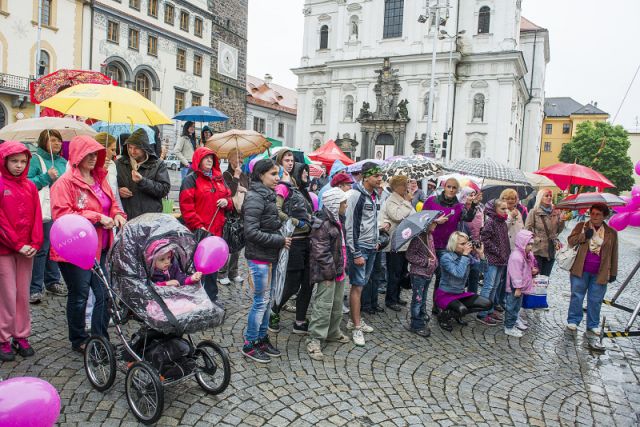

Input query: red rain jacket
[0,141,43,255]
[179,147,232,237]
[50,135,125,263]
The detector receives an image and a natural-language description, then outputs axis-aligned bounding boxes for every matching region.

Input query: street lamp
[438,29,465,161]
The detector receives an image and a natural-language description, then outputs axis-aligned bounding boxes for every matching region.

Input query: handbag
[223,213,245,253]
[556,244,578,271]
[537,213,557,261]
[193,207,220,243]
[35,154,52,222]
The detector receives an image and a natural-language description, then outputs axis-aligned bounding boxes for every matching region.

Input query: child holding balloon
[0,141,43,361]
[146,239,202,287]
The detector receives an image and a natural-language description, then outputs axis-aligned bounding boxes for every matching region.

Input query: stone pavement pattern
[1,223,640,426]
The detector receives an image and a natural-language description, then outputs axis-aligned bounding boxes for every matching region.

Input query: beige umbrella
[524,172,560,190]
[205,129,271,159]
[0,117,97,143]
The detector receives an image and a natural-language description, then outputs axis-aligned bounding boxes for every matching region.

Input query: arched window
[423,92,430,118]
[473,93,485,121]
[319,25,329,49]
[470,141,482,158]
[315,99,324,122]
[105,63,124,86]
[344,95,354,120]
[135,72,151,99]
[38,50,50,76]
[478,6,490,34]
[383,0,404,39]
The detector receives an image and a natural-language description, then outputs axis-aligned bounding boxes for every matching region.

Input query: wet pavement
[1,213,639,425]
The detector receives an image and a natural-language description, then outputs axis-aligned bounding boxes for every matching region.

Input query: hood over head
[125,128,156,158]
[191,146,221,175]
[292,162,309,189]
[275,148,293,167]
[67,135,107,171]
[145,238,174,269]
[515,229,534,253]
[322,187,347,222]
[484,199,506,221]
[0,141,32,181]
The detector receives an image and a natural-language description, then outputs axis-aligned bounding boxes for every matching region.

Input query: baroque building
[293,0,550,172]
[246,74,297,147]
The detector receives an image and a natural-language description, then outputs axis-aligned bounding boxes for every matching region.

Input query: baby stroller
[83,214,230,424]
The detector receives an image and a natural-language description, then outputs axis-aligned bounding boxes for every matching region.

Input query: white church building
[292,0,549,172]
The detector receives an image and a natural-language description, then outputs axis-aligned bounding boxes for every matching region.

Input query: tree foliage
[558,121,634,194]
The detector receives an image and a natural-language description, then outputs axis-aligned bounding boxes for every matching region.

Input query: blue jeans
[202,272,218,302]
[245,261,275,342]
[504,292,523,329]
[351,248,378,311]
[180,164,191,180]
[568,272,607,329]
[59,251,109,348]
[478,264,505,318]
[410,274,431,329]
[30,220,61,295]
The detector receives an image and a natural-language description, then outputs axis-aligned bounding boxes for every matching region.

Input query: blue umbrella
[173,106,228,122]
[91,122,155,144]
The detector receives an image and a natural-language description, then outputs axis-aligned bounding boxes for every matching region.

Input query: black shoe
[495,305,505,313]
[386,303,402,312]
[398,299,408,306]
[12,338,35,357]
[292,320,309,335]
[374,306,385,313]
[242,341,271,363]
[438,312,453,332]
[268,313,281,333]
[411,326,431,338]
[455,317,469,326]
[432,306,440,315]
[257,336,281,357]
[0,342,15,361]
[365,308,377,315]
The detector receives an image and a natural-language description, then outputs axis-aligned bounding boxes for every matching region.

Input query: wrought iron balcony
[0,73,32,96]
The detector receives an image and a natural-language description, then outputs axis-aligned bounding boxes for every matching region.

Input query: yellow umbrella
[205,129,271,159]
[39,83,172,126]
[0,117,96,143]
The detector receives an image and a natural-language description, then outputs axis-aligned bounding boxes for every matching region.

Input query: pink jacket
[506,229,538,294]
[50,135,126,263]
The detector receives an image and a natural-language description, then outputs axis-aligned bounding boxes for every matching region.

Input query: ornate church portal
[356,58,409,160]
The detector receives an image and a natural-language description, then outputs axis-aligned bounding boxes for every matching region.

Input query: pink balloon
[50,214,98,269]
[248,157,260,173]
[0,377,61,426]
[309,192,319,212]
[632,185,640,199]
[609,213,631,231]
[635,160,640,176]
[194,236,229,274]
[629,211,640,227]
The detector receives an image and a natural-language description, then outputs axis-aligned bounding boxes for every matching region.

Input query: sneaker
[232,276,245,283]
[515,319,529,331]
[477,315,498,326]
[0,342,15,362]
[518,315,529,326]
[307,339,324,360]
[12,338,35,357]
[352,328,365,346]
[505,327,524,338]
[398,299,408,306]
[585,328,601,337]
[378,287,387,294]
[494,304,505,313]
[241,341,271,363]
[292,320,309,335]
[489,312,503,322]
[45,282,68,296]
[342,304,350,315]
[346,319,374,333]
[385,303,402,312]
[218,278,231,286]
[29,293,43,305]
[283,300,296,313]
[257,336,281,357]
[268,313,281,333]
[566,323,578,331]
[409,326,431,338]
[327,331,350,344]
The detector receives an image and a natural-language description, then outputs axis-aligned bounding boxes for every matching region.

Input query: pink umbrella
[533,163,615,191]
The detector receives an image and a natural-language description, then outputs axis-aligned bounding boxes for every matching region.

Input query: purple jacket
[506,229,538,293]
[423,194,475,250]
[150,259,191,286]
[480,200,511,266]
[406,232,438,278]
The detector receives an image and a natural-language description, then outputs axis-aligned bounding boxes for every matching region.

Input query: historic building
[293,0,550,172]
[538,97,609,168]
[0,0,85,126]
[246,74,297,147]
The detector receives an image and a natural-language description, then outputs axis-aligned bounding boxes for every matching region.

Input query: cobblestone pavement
[1,222,639,426]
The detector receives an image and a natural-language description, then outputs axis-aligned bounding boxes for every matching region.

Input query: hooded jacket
[275,162,313,237]
[506,229,537,294]
[179,147,232,237]
[0,141,43,255]
[345,181,379,259]
[423,192,476,250]
[50,135,125,263]
[116,129,171,219]
[480,200,511,266]
[243,180,285,263]
[146,239,193,286]
[310,189,346,284]
[406,231,438,278]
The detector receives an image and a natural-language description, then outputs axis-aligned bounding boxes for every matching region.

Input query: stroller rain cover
[108,213,225,335]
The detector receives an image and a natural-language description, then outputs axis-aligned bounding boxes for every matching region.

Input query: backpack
[126,333,195,380]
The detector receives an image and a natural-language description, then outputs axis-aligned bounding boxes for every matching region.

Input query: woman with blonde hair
[524,188,565,276]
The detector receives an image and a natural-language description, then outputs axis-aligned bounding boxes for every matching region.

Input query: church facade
[292,0,549,172]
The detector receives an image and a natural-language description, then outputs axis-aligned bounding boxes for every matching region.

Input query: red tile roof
[246,75,297,115]
[520,16,546,32]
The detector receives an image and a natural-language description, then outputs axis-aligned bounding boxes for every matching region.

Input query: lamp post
[34,0,43,117]
[438,29,465,161]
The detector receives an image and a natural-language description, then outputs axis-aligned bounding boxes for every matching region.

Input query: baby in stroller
[146,239,202,287]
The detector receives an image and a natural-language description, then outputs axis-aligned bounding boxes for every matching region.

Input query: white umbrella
[0,117,97,143]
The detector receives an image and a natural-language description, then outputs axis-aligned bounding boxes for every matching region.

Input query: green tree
[558,121,634,194]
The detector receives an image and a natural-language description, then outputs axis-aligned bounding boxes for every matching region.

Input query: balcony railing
[0,73,32,94]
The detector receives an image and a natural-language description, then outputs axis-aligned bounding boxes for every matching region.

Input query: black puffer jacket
[243,181,285,263]
[116,129,171,219]
[309,208,345,284]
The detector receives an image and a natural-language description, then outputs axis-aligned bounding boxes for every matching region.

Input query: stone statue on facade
[397,99,409,120]
[358,101,371,120]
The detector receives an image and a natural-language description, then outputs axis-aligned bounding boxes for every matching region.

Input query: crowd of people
[0,131,620,365]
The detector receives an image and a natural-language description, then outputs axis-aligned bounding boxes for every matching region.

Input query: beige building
[629,132,640,193]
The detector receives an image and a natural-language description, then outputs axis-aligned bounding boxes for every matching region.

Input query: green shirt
[27,147,68,190]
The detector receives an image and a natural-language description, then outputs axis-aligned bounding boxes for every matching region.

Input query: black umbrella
[391,210,442,252]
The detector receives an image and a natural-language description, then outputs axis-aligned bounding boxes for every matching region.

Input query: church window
[315,99,324,122]
[383,0,404,39]
[473,93,485,121]
[470,141,482,158]
[344,96,354,121]
[478,6,490,34]
[319,25,329,49]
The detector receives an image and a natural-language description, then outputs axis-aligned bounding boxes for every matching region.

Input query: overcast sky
[247,0,640,131]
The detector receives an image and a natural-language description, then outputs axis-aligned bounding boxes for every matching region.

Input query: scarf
[589,224,605,255]
[541,205,553,215]
[437,191,458,207]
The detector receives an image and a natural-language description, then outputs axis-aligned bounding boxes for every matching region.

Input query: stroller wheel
[84,336,116,392]
[125,361,164,425]
[194,340,231,395]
